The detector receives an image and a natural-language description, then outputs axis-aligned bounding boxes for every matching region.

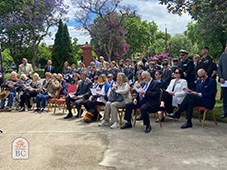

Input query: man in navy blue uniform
[168,69,217,128]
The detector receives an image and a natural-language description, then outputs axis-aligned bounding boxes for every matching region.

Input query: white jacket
[166,79,188,105]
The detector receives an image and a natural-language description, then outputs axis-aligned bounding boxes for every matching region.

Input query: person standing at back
[219,51,227,118]
[177,50,194,90]
[196,46,217,79]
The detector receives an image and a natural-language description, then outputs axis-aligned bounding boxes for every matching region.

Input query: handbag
[84,112,94,123]
[108,90,123,102]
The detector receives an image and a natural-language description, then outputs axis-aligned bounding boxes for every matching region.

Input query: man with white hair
[121,71,160,133]
[18,58,33,78]
[0,72,18,110]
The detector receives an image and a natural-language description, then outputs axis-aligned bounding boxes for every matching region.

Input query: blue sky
[43,0,192,45]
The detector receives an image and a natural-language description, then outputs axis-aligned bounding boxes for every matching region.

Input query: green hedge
[4,69,45,79]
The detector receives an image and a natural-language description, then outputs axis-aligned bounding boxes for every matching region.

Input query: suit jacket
[195,77,217,109]
[60,80,68,96]
[44,65,56,74]
[156,79,167,90]
[135,79,160,111]
[148,68,156,79]
[162,68,172,87]
[74,78,93,100]
[124,66,133,80]
[166,79,187,104]
[18,63,33,75]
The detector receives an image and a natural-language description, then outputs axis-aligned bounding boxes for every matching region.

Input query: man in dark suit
[121,71,160,133]
[155,70,167,90]
[162,62,172,88]
[124,59,133,81]
[44,60,56,74]
[64,70,93,119]
[168,69,217,128]
[177,50,195,90]
[148,61,156,79]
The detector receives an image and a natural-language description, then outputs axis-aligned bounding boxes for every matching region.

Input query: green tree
[52,20,74,72]
[36,43,52,68]
[169,33,197,58]
[124,15,158,58]
[185,22,224,59]
[1,49,14,69]
[72,37,83,67]
[159,0,227,52]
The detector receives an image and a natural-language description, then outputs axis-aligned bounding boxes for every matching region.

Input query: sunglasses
[199,75,205,79]
[180,54,185,56]
[155,74,159,76]
[107,76,112,78]
[175,72,179,74]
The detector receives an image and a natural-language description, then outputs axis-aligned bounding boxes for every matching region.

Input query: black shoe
[167,112,180,119]
[64,114,73,119]
[181,122,192,129]
[121,122,132,129]
[40,109,46,114]
[34,109,41,112]
[221,113,227,119]
[136,115,143,121]
[145,125,152,133]
[155,117,165,123]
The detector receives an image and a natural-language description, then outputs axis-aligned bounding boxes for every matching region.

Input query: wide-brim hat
[0,91,10,100]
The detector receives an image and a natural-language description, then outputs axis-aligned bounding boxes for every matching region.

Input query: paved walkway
[0,109,227,170]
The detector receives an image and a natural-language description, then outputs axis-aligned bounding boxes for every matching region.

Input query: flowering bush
[147,53,171,63]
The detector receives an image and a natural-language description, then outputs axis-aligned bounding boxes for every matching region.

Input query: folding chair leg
[57,103,61,111]
[197,109,201,122]
[71,104,76,114]
[63,103,66,115]
[47,101,51,112]
[54,102,57,114]
[156,112,162,127]
[133,110,139,127]
[97,106,101,121]
[119,111,122,125]
[211,110,218,125]
[202,110,208,128]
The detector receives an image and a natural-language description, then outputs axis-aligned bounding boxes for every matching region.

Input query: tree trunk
[32,45,37,70]
[10,49,19,72]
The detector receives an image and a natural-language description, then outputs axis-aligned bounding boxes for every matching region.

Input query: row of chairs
[43,83,218,128]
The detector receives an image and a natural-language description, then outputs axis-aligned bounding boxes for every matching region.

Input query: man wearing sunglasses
[168,69,216,129]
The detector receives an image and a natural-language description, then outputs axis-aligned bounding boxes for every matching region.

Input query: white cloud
[43,0,192,46]
[43,26,91,46]
[123,0,192,34]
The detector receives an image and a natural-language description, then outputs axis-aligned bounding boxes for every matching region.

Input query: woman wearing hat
[19,73,41,112]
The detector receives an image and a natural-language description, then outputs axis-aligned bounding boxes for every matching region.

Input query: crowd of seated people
[0,46,221,133]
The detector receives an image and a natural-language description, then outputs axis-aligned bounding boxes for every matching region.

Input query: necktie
[24,66,26,74]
